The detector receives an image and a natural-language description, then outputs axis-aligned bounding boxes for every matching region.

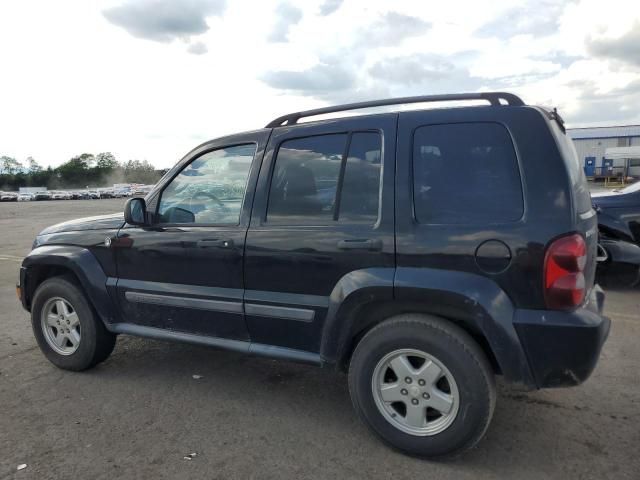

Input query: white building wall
[573,138,624,167]
[630,137,640,176]
[568,125,640,177]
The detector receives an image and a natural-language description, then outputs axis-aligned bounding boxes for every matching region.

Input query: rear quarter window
[412,122,524,225]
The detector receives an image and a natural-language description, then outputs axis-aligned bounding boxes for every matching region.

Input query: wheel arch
[22,245,117,327]
[336,301,502,375]
[322,267,537,388]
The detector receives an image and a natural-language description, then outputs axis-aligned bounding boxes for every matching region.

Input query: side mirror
[124,197,147,225]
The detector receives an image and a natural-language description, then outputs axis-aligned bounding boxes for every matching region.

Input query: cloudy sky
[1,0,639,168]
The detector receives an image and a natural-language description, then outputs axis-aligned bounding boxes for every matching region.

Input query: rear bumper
[513,286,610,388]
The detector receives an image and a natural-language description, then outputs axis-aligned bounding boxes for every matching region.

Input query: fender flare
[393,267,534,384]
[598,211,635,243]
[21,245,117,326]
[321,266,535,386]
[320,268,394,364]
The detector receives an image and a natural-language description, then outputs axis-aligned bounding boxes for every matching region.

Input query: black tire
[31,275,116,371]
[348,313,496,458]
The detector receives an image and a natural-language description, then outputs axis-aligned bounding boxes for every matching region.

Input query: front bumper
[18,266,28,310]
[600,238,640,265]
[513,286,610,388]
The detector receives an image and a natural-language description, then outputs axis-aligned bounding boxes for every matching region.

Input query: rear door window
[338,132,382,223]
[266,132,382,225]
[267,134,346,224]
[412,122,523,225]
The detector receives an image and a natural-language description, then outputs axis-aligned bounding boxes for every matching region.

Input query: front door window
[158,144,256,225]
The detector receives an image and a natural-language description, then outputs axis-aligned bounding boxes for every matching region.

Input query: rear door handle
[337,239,382,251]
[197,239,234,248]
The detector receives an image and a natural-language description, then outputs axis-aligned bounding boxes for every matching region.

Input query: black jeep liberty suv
[18,92,610,457]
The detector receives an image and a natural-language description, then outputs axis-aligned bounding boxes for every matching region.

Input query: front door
[113,130,270,340]
[243,115,397,353]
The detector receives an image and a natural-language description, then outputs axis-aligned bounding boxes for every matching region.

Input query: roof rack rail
[266,92,525,128]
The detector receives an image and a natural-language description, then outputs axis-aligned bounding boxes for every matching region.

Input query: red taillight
[544,233,587,310]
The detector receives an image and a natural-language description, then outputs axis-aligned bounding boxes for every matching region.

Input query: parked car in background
[33,191,51,201]
[87,191,100,199]
[50,191,67,200]
[593,180,640,286]
[1,192,18,201]
[18,92,610,458]
[130,185,153,196]
[17,193,34,201]
[99,189,115,199]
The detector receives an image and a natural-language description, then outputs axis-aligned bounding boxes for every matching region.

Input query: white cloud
[0,0,638,169]
[103,0,226,43]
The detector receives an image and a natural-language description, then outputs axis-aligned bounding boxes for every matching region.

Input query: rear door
[244,115,396,353]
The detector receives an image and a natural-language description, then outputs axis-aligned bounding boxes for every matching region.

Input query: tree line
[0,153,169,191]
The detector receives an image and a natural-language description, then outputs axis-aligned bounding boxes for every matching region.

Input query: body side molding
[244,290,328,308]
[244,303,315,322]
[125,291,243,314]
[118,278,244,300]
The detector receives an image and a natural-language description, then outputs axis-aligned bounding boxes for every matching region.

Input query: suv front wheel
[31,275,116,371]
[348,313,496,458]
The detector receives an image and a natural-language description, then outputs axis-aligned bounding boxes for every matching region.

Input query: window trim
[263,130,384,227]
[154,142,258,227]
[410,121,526,226]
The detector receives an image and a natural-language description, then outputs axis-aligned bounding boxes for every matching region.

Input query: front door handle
[337,239,382,251]
[196,239,234,248]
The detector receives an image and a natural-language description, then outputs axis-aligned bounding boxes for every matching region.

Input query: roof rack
[266,92,525,128]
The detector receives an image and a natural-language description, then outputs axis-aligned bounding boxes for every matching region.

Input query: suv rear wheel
[31,275,116,371]
[348,313,496,458]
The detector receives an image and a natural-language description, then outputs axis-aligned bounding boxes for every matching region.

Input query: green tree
[56,153,94,186]
[123,159,160,184]
[27,156,42,173]
[96,152,118,170]
[1,155,22,175]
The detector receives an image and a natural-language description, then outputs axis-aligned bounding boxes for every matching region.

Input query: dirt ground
[1,199,638,479]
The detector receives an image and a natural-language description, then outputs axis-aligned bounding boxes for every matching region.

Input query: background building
[568,125,640,179]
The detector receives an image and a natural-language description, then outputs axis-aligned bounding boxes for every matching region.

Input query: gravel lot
[1,199,638,479]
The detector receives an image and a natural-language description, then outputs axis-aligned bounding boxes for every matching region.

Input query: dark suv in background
[18,92,610,457]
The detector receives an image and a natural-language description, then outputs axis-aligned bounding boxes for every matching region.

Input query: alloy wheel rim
[41,297,81,355]
[371,348,460,436]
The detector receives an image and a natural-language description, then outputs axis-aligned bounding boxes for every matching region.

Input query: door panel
[114,225,248,338]
[244,116,397,352]
[114,130,271,339]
